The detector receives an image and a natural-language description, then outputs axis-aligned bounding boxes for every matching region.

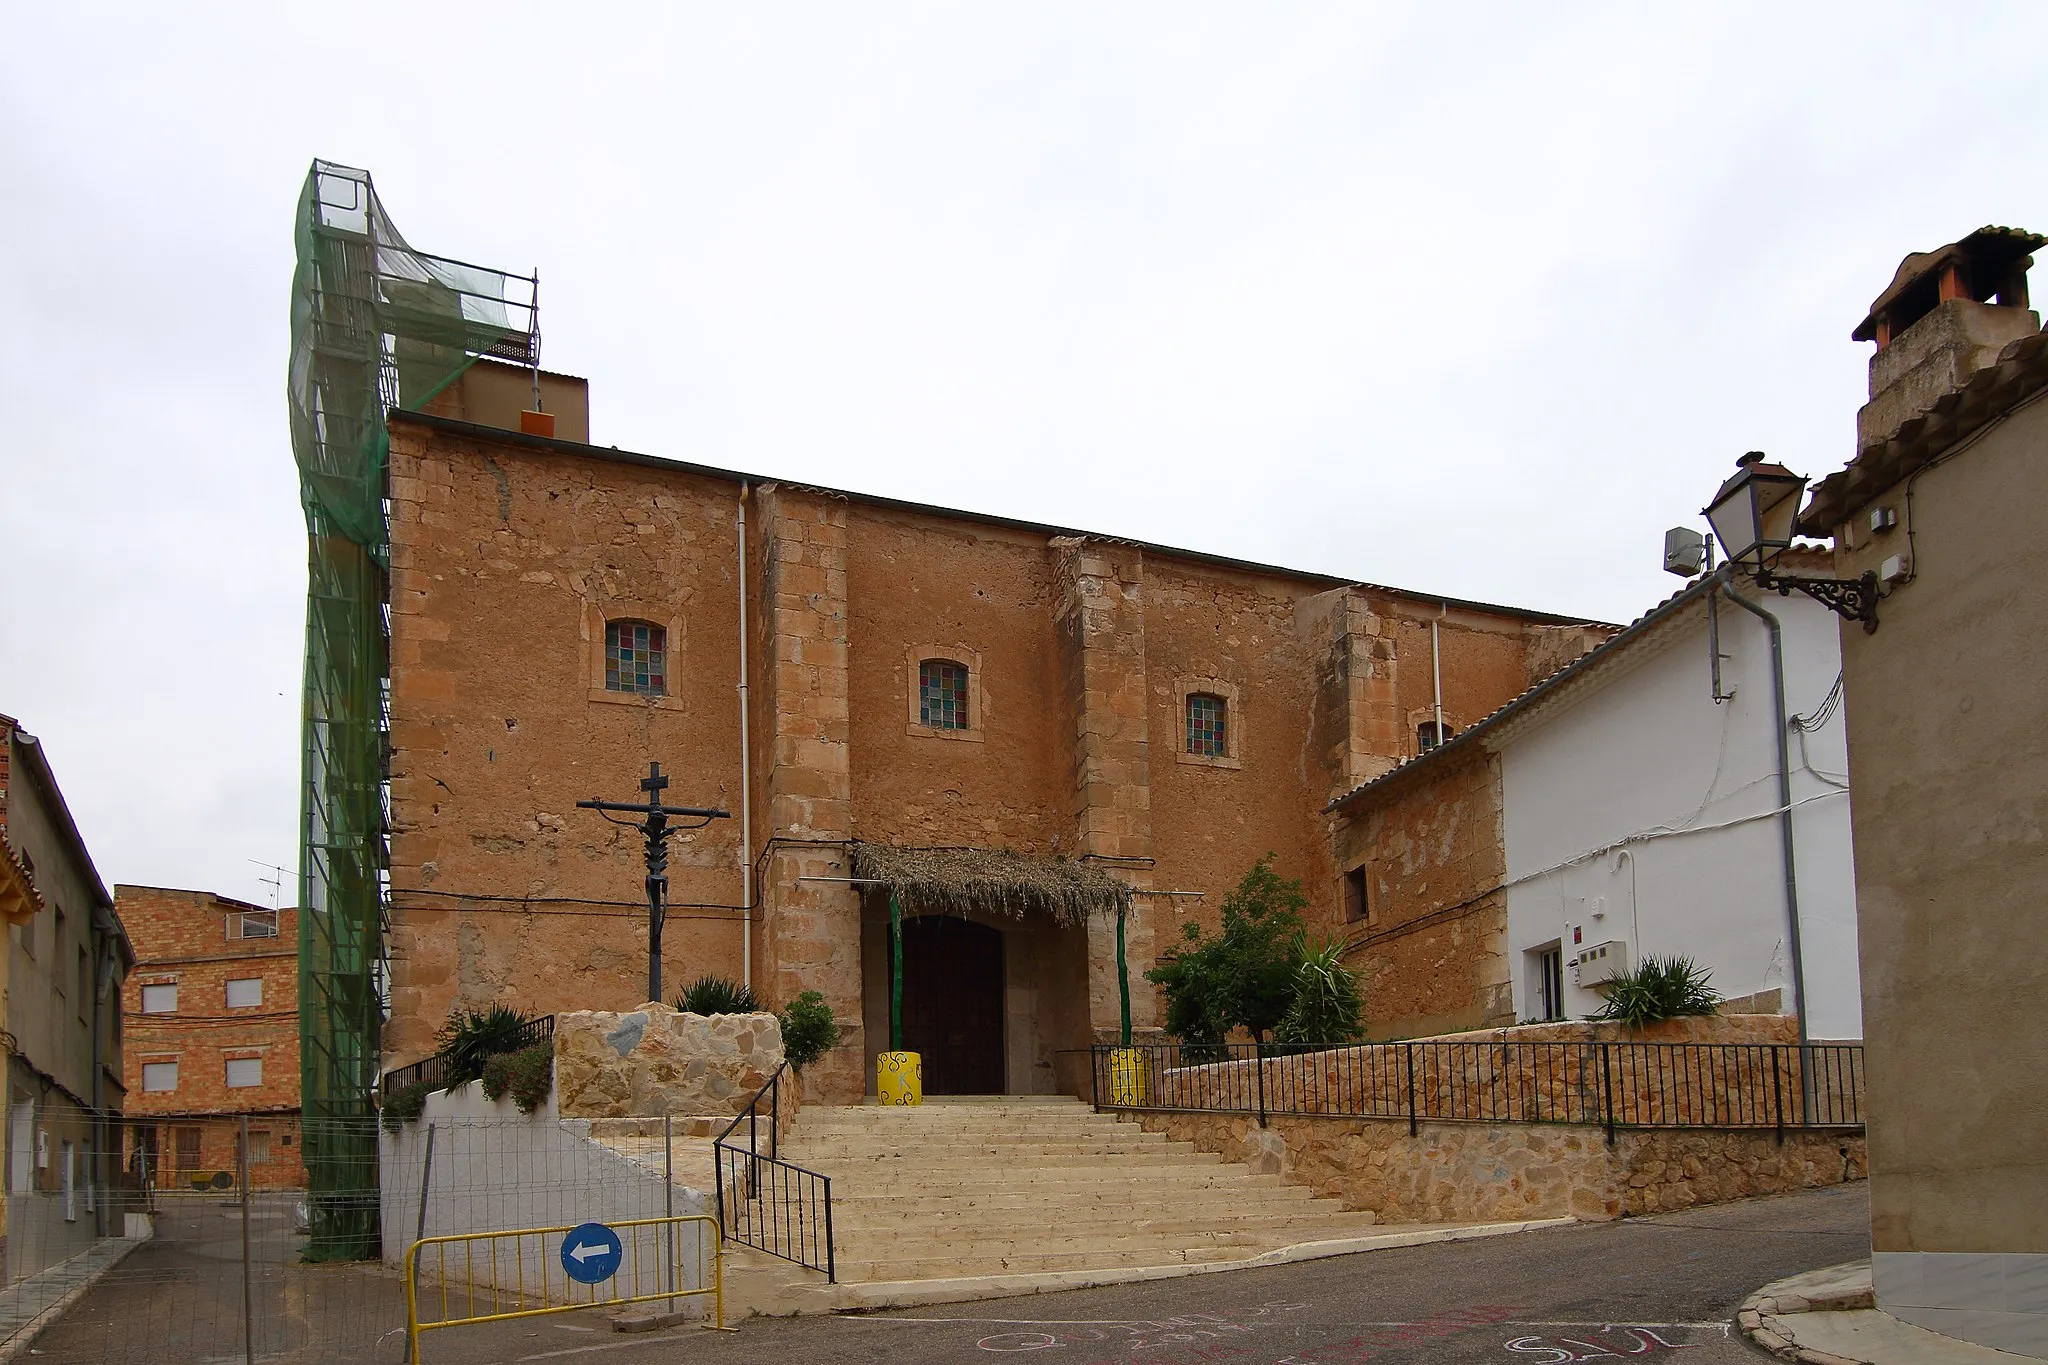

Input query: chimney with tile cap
[1853,226,2042,450]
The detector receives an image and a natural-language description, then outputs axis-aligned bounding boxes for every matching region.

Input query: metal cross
[577,762,731,1003]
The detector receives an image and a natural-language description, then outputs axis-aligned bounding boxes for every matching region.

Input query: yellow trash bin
[877,1051,923,1106]
[1107,1048,1150,1106]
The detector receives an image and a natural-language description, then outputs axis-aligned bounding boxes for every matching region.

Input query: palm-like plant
[436,1004,538,1091]
[1274,938,1367,1049]
[676,975,761,1015]
[1592,955,1720,1027]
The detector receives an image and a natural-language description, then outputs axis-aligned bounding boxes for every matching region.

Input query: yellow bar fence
[404,1213,731,1359]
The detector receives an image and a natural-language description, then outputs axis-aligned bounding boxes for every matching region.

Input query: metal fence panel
[7,1112,714,1363]
[1092,1040,1865,1134]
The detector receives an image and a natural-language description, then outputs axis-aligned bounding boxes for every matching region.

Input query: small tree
[1147,854,1308,1052]
[778,991,844,1072]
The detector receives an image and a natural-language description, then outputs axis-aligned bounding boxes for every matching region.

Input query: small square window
[1418,721,1454,753]
[918,660,969,730]
[605,621,668,696]
[1186,694,1228,758]
[1342,866,1369,924]
[225,978,262,1010]
[225,1058,263,1089]
[141,983,178,1015]
[142,1062,178,1093]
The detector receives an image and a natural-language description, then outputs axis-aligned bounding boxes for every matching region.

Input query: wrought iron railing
[714,1062,834,1282]
[1091,1039,1863,1142]
[378,1015,556,1100]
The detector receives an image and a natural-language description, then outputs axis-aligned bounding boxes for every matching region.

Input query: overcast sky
[3,3,2043,909]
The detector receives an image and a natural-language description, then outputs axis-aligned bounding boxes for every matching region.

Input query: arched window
[918,659,969,729]
[1418,720,1453,753]
[1186,693,1228,758]
[605,620,667,696]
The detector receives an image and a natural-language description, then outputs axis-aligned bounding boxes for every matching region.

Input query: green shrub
[1146,854,1307,1049]
[381,1080,429,1134]
[1592,955,1720,1028]
[1274,939,1366,1049]
[778,991,843,1072]
[436,1003,540,1091]
[676,976,761,1016]
[481,1042,555,1114]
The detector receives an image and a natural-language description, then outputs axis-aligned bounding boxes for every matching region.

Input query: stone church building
[384,364,1609,1103]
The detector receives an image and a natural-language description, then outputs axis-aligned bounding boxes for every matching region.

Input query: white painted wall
[1500,585,1861,1040]
[379,1082,714,1305]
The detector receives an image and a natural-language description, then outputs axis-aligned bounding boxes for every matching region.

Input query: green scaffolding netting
[289,160,536,1259]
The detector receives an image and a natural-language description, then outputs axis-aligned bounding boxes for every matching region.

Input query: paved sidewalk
[0,1235,147,1364]
[1742,1262,2037,1365]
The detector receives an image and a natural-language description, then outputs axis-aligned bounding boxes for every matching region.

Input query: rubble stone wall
[1125,1108,1864,1224]
[554,1003,787,1120]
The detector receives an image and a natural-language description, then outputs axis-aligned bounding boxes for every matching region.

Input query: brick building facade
[382,367,1610,1103]
[115,886,304,1189]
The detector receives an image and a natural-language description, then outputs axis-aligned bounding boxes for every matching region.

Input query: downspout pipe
[1720,574,1814,1107]
[737,484,753,991]
[1430,604,1446,745]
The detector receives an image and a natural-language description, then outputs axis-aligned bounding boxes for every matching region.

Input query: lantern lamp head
[1705,451,1808,571]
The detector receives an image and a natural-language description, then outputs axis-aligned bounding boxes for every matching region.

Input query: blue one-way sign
[560,1222,623,1285]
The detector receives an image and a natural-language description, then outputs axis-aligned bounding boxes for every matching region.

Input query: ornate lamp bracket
[1755,566,1881,634]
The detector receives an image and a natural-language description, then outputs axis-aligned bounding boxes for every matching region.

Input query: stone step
[830,1241,1298,1280]
[828,1209,1375,1244]
[823,1186,1318,1219]
[790,1131,1182,1148]
[798,1118,1131,1134]
[819,1165,1303,1195]
[782,1148,1214,1170]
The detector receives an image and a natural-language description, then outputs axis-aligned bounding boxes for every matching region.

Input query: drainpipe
[1430,604,1447,746]
[737,484,753,992]
[1720,575,1814,1108]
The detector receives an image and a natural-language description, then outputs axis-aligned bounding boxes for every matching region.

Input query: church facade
[382,371,1606,1103]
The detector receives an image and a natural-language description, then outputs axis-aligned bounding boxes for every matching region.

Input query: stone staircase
[723,1095,1406,1314]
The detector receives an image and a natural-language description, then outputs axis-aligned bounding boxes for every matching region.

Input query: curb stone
[1738,1262,1877,1365]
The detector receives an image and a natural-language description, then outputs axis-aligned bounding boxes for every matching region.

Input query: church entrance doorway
[899,915,1006,1094]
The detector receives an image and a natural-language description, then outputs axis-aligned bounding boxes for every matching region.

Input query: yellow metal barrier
[405,1214,732,1359]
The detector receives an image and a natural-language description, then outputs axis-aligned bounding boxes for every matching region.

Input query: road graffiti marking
[1504,1325,1716,1361]
[966,1301,1313,1353]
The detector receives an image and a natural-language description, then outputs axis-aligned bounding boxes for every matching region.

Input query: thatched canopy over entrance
[848,843,1131,926]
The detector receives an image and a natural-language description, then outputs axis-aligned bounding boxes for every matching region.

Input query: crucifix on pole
[576,762,731,1004]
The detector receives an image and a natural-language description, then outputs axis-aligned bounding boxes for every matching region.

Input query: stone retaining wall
[1125,1109,1865,1223]
[554,1003,789,1120]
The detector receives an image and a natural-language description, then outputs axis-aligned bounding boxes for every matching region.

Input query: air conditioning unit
[1573,940,1630,986]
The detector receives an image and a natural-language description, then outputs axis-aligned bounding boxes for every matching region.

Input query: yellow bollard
[876,1051,923,1105]
[1107,1048,1150,1106]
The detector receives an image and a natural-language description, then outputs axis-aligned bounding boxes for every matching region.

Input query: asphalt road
[425,1183,1869,1365]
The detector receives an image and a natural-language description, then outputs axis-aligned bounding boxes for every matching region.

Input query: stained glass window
[606,621,667,696]
[1187,693,1228,757]
[919,660,969,729]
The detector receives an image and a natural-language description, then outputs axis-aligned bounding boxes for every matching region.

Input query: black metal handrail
[714,1062,835,1282]
[378,1015,556,1099]
[1091,1039,1863,1143]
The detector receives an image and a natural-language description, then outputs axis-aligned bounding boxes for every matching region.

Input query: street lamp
[1704,452,1881,633]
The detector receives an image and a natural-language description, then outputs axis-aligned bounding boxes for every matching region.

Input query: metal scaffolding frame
[288,160,537,1257]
